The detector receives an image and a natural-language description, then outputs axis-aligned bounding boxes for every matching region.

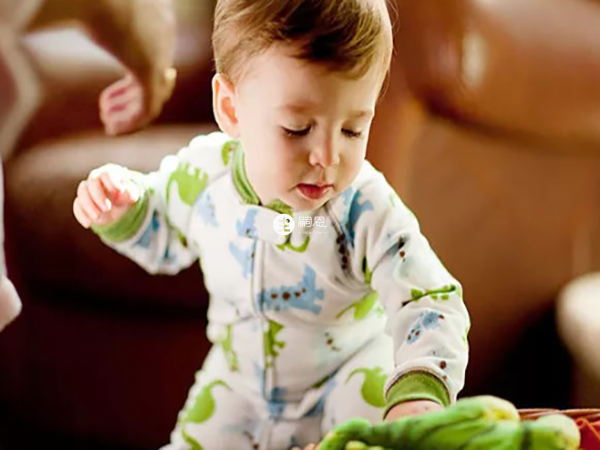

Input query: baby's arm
[73,162,194,274]
[350,171,470,420]
[28,0,176,135]
[73,132,231,274]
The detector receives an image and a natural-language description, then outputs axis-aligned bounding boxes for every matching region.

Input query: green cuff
[91,189,150,243]
[384,371,450,418]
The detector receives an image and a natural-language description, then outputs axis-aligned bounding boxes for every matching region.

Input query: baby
[73,1,470,449]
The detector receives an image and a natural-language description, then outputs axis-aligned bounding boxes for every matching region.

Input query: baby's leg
[321,333,394,433]
[161,346,262,450]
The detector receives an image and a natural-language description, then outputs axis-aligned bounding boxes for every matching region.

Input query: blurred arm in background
[0,0,177,332]
[27,0,177,135]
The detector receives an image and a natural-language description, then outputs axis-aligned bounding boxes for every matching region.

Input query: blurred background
[1,0,600,449]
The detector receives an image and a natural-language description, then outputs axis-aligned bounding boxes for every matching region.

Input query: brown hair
[212,0,394,83]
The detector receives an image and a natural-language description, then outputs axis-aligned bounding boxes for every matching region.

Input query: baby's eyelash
[343,129,363,139]
[281,127,363,139]
[282,126,311,138]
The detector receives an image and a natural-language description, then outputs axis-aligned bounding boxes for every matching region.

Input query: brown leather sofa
[1,0,600,449]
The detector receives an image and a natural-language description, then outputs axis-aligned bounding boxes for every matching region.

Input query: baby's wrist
[91,189,149,243]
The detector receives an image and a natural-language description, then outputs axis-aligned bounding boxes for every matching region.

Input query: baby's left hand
[385,400,444,422]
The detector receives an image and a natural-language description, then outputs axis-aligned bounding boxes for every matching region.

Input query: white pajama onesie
[93,132,470,450]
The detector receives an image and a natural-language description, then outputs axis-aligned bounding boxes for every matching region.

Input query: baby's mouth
[297,183,333,200]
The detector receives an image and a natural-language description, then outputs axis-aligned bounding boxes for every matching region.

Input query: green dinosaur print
[411,284,459,301]
[179,380,231,450]
[347,367,387,408]
[264,320,286,367]
[336,292,379,321]
[337,257,379,320]
[219,325,239,372]
[166,161,209,207]
[276,235,310,253]
[182,428,203,450]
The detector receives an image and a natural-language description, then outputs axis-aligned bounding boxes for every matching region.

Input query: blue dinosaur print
[268,386,288,420]
[237,209,258,239]
[254,363,265,395]
[406,311,446,344]
[341,187,354,208]
[134,211,160,248]
[194,192,219,227]
[257,265,325,314]
[340,188,374,248]
[229,241,255,278]
[163,245,176,264]
[229,210,259,277]
[254,363,288,420]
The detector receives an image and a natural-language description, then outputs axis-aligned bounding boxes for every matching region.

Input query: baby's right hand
[73,165,140,229]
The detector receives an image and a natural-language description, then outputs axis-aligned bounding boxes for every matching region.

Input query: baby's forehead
[238,44,385,86]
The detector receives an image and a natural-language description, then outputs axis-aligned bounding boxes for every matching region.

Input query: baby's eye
[342,129,363,139]
[282,126,311,138]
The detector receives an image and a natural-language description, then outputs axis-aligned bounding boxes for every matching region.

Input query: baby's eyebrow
[349,109,374,119]
[277,104,374,120]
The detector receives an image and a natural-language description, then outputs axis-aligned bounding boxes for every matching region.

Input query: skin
[28,0,177,136]
[213,44,381,212]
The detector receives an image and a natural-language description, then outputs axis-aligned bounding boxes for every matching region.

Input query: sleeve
[347,169,470,416]
[91,132,233,275]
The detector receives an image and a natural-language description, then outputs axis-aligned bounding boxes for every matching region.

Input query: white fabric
[99,132,470,438]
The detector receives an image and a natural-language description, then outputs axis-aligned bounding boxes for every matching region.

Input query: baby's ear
[212,74,240,138]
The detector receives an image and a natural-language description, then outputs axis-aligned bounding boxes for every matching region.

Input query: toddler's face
[224,44,383,211]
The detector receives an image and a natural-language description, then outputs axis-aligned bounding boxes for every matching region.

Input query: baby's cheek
[338,155,363,189]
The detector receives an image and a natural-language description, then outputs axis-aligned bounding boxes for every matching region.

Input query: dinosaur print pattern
[195,192,219,227]
[134,211,160,249]
[346,366,387,408]
[264,320,286,368]
[407,311,446,344]
[257,265,325,314]
[166,161,209,207]
[178,380,231,450]
[229,210,258,277]
[340,188,374,248]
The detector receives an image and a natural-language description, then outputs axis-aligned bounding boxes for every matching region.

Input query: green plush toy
[319,396,580,450]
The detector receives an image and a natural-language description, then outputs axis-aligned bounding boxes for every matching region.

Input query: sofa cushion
[5,125,216,312]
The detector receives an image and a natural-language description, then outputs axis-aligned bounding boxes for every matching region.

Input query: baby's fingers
[87,178,112,212]
[73,198,92,229]
[77,181,102,222]
[99,172,139,206]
